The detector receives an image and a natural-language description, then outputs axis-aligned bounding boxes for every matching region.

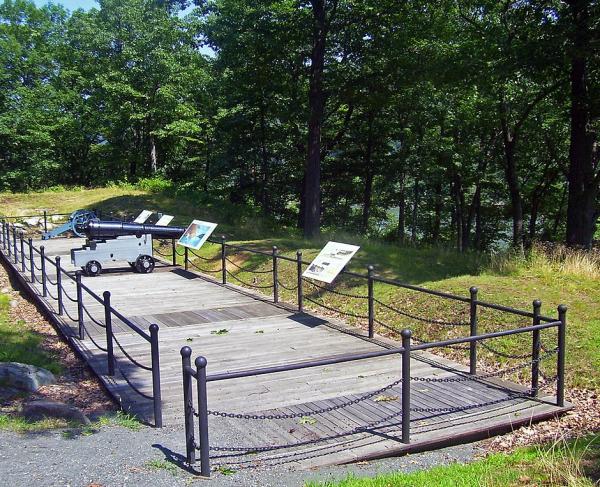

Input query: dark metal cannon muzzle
[80,221,186,240]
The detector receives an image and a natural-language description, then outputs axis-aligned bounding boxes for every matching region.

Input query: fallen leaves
[374,394,398,402]
[210,328,229,336]
[485,388,600,453]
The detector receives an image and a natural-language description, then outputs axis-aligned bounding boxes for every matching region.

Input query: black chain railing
[181,312,566,477]
[0,220,163,428]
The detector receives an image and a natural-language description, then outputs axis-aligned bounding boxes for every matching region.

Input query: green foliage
[1,0,596,246]
[0,293,62,374]
[135,177,174,194]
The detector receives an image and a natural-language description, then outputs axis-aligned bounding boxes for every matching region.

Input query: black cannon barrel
[83,221,186,239]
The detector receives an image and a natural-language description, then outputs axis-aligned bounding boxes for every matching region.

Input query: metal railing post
[272,246,279,303]
[221,236,227,285]
[367,265,374,338]
[184,247,189,271]
[12,226,17,262]
[171,239,177,266]
[469,286,478,375]
[103,291,115,376]
[195,356,210,478]
[28,238,34,283]
[40,246,47,297]
[297,251,303,312]
[531,300,542,397]
[20,233,25,272]
[181,346,196,465]
[401,329,411,444]
[76,271,85,339]
[43,210,48,233]
[55,257,63,314]
[557,305,567,407]
[6,224,11,257]
[150,324,162,428]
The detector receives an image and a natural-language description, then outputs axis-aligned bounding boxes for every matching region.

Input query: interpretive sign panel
[302,241,360,283]
[134,210,153,224]
[156,214,174,226]
[178,220,217,250]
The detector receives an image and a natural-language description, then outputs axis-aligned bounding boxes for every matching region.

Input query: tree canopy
[0,0,598,248]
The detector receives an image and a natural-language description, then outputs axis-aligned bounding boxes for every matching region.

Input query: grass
[144,459,179,475]
[307,434,600,487]
[0,410,142,435]
[95,411,143,431]
[0,414,71,432]
[0,293,62,375]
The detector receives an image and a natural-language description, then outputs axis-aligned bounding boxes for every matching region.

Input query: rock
[12,223,25,229]
[23,217,42,227]
[45,222,56,231]
[51,215,63,223]
[21,400,90,425]
[0,362,56,392]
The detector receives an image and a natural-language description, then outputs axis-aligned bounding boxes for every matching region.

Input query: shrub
[136,177,173,193]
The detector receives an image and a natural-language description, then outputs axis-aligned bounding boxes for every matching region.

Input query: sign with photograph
[155,214,174,226]
[177,220,218,250]
[134,210,153,224]
[302,241,360,283]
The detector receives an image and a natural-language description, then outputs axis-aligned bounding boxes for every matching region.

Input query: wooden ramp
[3,237,570,470]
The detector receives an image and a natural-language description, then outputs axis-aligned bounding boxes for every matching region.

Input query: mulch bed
[0,261,114,416]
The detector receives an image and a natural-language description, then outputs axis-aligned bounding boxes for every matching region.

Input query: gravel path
[0,423,482,486]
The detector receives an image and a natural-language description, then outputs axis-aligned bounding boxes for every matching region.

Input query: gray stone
[0,362,56,392]
[23,217,42,227]
[21,400,90,425]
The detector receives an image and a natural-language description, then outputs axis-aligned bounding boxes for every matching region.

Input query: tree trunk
[361,112,375,233]
[259,103,270,214]
[565,0,598,248]
[499,97,524,250]
[411,178,419,242]
[149,133,158,173]
[397,170,406,243]
[432,182,442,243]
[474,192,483,250]
[204,132,210,192]
[303,0,328,239]
[452,174,464,252]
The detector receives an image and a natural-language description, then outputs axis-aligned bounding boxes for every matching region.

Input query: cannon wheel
[135,255,155,274]
[84,260,102,277]
[70,210,97,238]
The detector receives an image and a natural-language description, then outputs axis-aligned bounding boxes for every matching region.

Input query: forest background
[0,0,598,249]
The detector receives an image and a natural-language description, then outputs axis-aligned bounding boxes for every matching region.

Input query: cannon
[71,221,185,276]
[42,209,97,240]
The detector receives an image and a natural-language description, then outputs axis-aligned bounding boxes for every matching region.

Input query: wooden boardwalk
[2,237,570,469]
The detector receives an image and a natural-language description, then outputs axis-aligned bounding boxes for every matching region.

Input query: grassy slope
[0,294,61,374]
[308,434,600,487]
[1,187,598,390]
